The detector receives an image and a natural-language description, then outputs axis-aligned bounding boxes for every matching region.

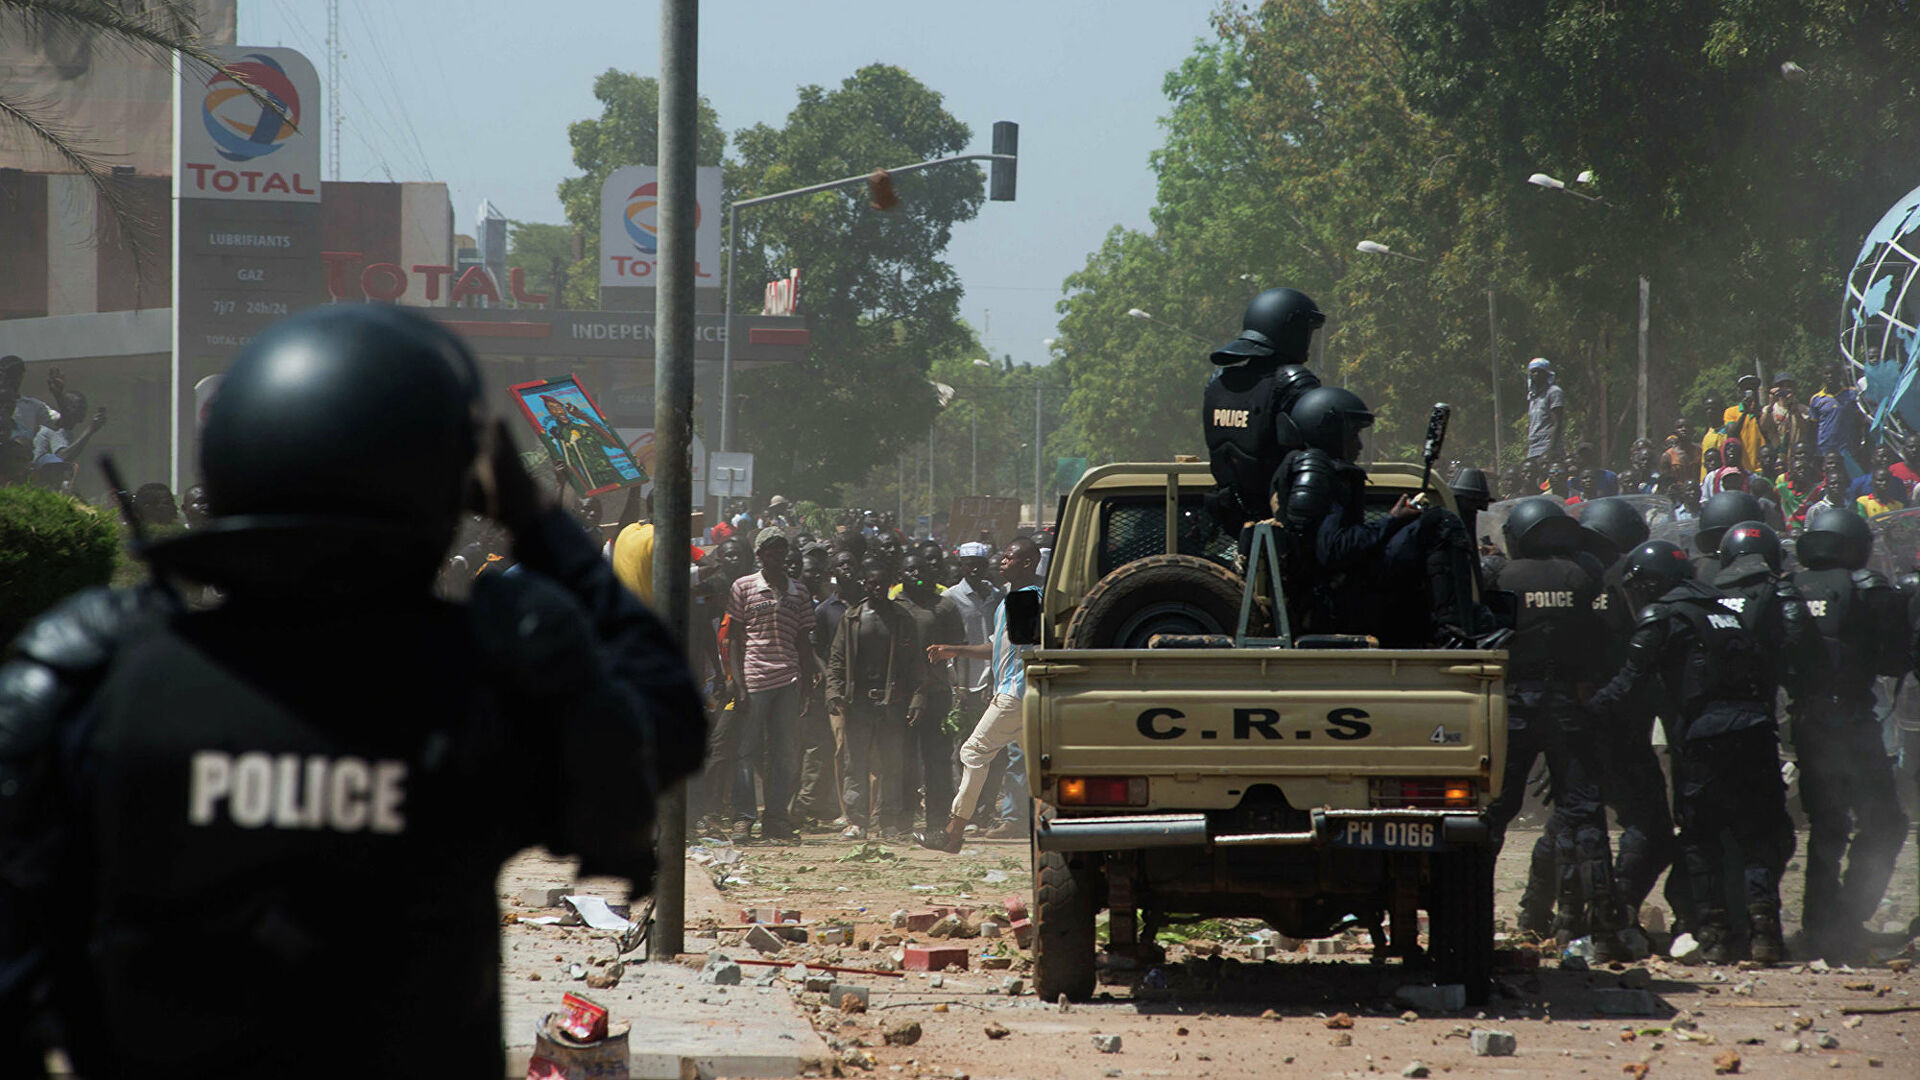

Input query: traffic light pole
[716,129,1018,520]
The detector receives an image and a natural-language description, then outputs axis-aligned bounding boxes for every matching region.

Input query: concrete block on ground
[903,945,970,972]
[1004,896,1029,922]
[804,974,835,993]
[1009,918,1034,947]
[1310,939,1344,955]
[767,924,808,943]
[981,954,1014,970]
[1594,989,1660,1016]
[818,926,853,946]
[1092,1034,1122,1053]
[905,910,940,932]
[1470,1029,1516,1057]
[700,952,743,986]
[745,924,786,954]
[518,886,568,908]
[1395,983,1466,1012]
[829,983,869,1010]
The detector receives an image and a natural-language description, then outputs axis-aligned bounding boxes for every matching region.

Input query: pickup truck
[1018,461,1507,1003]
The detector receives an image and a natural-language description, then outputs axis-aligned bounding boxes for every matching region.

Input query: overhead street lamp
[1355,239,1428,263]
[1126,307,1212,345]
[1526,167,1650,443]
[1356,236,1502,465]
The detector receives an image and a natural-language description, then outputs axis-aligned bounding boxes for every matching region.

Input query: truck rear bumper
[1034,808,1488,853]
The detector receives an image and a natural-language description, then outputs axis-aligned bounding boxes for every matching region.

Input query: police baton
[1417,403,1452,500]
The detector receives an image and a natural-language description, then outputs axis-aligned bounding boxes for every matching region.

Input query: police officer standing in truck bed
[0,305,706,1077]
[1201,288,1325,542]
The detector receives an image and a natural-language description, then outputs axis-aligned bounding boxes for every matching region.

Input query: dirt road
[498,826,1918,1078]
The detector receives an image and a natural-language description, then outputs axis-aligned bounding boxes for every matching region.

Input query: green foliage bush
[0,485,122,644]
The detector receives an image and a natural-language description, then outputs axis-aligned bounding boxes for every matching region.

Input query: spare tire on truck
[1063,553,1250,649]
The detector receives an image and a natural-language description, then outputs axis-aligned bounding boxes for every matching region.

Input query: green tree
[503,221,593,309]
[727,64,985,503]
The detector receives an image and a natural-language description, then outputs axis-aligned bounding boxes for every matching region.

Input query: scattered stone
[1816,1033,1839,1049]
[819,926,854,946]
[1713,1050,1741,1074]
[1058,993,1072,1012]
[1842,980,1876,991]
[932,1003,948,1014]
[1400,1011,1420,1022]
[832,984,870,1011]
[1808,958,1831,973]
[1470,1029,1516,1057]
[1844,1016,1864,1029]
[1623,1064,1648,1080]
[700,953,744,986]
[1260,1009,1279,1020]
[928,974,944,988]
[980,954,1014,970]
[1619,968,1653,990]
[1642,908,1667,933]
[1000,976,1024,996]
[1326,1012,1355,1029]
[1867,1056,1884,1067]
[985,1022,1010,1040]
[585,962,624,990]
[745,924,786,954]
[1395,983,1466,1012]
[877,932,903,946]
[883,1019,923,1047]
[1092,1034,1122,1054]
[1402,1063,1430,1078]
[1562,955,1591,972]
[528,972,543,981]
[1330,1032,1353,1048]
[518,886,567,908]
[1669,933,1702,963]
[903,945,970,972]
[1887,958,1912,973]
[928,913,964,938]
[1781,1038,1804,1053]
[805,974,835,994]
[841,1047,875,1071]
[839,991,868,1014]
[1009,918,1034,948]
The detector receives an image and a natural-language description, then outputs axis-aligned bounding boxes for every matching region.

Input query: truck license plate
[1332,819,1441,851]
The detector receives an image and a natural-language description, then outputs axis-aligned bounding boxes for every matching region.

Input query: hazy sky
[240,1,1220,368]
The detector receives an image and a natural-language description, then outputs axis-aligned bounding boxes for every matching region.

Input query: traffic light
[867,168,901,211]
[990,121,1018,201]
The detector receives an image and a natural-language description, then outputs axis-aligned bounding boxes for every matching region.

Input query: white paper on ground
[563,894,634,932]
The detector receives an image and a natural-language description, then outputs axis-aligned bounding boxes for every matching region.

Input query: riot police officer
[1517,498,1675,940]
[1590,540,1792,964]
[1201,287,1325,536]
[0,305,706,1075]
[1790,509,1910,960]
[1693,490,1764,569]
[1277,386,1480,645]
[1487,498,1628,952]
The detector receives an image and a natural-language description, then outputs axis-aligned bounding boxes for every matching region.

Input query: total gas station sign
[599,164,723,287]
[177,47,321,203]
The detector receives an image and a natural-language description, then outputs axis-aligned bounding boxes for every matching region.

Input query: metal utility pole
[970,408,978,494]
[1487,288,1503,464]
[326,0,340,181]
[1637,276,1651,443]
[648,0,697,962]
[1033,385,1044,527]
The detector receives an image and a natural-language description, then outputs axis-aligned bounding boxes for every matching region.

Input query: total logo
[622,182,703,256]
[202,53,300,162]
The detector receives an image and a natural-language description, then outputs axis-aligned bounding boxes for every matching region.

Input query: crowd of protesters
[1,355,109,493]
[1504,356,1916,529]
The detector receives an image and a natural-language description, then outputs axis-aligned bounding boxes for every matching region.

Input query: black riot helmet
[1577,497,1650,563]
[148,304,483,593]
[1620,539,1695,599]
[1503,497,1585,558]
[1209,287,1326,366]
[1694,490,1764,554]
[1718,520,1782,572]
[1291,386,1373,458]
[1451,467,1495,517]
[1796,506,1874,571]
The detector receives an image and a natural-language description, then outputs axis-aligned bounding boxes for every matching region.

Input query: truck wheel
[1032,847,1099,1002]
[1428,846,1494,1004]
[1063,554,1251,648]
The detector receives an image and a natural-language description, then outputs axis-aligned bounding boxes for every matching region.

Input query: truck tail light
[1371,778,1476,809]
[1057,776,1148,807]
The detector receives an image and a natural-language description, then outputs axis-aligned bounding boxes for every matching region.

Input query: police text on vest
[1523,590,1575,608]
[1212,408,1250,428]
[189,751,407,833]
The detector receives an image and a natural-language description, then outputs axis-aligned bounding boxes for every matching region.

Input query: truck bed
[1024,647,1506,815]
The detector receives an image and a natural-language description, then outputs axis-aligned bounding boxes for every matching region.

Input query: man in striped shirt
[723,527,819,843]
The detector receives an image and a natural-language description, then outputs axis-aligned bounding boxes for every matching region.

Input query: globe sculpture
[1841,181,1920,436]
